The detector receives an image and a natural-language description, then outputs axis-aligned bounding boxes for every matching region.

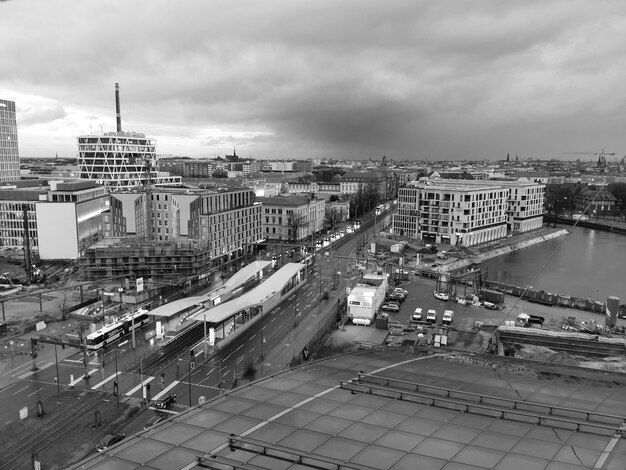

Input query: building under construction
[80,237,215,282]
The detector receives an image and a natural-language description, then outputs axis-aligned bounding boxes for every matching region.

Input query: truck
[347,273,388,326]
[516,312,545,327]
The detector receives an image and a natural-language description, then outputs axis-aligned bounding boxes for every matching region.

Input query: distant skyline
[1,1,626,162]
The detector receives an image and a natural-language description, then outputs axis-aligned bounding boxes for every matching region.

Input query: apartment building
[339,171,388,201]
[393,179,545,246]
[83,187,263,279]
[189,188,263,262]
[257,195,325,242]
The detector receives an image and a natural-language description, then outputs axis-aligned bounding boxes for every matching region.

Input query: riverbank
[416,227,569,274]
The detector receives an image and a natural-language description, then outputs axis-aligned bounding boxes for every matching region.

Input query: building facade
[575,188,618,216]
[36,180,111,260]
[77,131,182,188]
[257,195,325,242]
[0,100,20,183]
[393,179,545,246]
[189,188,263,264]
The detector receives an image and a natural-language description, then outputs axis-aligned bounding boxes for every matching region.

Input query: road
[0,206,386,430]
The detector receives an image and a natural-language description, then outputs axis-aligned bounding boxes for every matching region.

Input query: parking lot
[377,273,625,337]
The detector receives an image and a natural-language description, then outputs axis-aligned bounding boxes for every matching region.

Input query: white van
[412,308,423,321]
[442,310,454,325]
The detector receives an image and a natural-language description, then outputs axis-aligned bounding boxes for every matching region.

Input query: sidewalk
[259,276,350,377]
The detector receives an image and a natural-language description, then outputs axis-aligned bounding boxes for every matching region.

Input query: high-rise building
[77,84,181,188]
[0,99,20,183]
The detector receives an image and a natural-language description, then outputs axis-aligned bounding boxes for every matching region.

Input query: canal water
[483,226,626,303]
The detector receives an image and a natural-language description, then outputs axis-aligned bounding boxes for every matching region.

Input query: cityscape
[2,2,626,469]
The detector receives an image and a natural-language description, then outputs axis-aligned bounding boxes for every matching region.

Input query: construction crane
[564,149,615,167]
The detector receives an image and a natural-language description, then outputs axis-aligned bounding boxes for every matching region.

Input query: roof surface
[189,262,304,324]
[71,350,626,469]
[149,261,272,319]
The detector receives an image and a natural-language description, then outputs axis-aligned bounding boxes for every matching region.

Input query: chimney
[115,83,122,133]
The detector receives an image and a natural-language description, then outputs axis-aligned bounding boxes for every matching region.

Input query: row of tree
[545,182,626,218]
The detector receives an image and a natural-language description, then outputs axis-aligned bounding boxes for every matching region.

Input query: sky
[1,0,626,162]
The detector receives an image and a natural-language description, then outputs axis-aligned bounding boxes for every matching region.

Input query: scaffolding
[79,238,218,281]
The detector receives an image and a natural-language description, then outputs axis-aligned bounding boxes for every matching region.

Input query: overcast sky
[2,0,626,162]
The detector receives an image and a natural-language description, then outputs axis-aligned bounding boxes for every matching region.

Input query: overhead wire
[481,182,610,351]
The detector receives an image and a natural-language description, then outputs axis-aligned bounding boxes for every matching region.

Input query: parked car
[434,291,449,301]
[96,432,125,453]
[393,288,408,296]
[442,310,454,325]
[154,394,176,409]
[412,307,423,321]
[387,292,405,302]
[381,302,400,313]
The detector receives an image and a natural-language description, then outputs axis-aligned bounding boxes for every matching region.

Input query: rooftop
[70,350,626,469]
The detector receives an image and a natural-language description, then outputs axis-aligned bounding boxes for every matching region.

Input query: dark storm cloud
[2,0,626,159]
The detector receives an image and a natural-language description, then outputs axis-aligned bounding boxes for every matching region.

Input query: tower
[77,84,181,188]
[0,99,20,182]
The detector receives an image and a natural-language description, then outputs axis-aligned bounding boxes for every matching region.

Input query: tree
[288,214,304,243]
[327,208,340,231]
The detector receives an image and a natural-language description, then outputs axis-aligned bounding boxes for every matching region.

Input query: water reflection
[483,226,626,302]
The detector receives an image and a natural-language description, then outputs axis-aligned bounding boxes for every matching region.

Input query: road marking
[269,317,276,323]
[118,340,129,347]
[91,372,119,390]
[1,362,32,377]
[236,356,244,364]
[125,376,154,396]
[18,362,54,379]
[27,387,44,397]
[152,381,180,401]
[250,334,256,339]
[68,369,98,386]
[13,386,29,395]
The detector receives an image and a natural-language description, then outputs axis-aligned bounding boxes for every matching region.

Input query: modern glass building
[0,99,20,183]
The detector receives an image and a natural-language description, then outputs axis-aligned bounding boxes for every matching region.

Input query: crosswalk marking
[152,381,180,401]
[91,372,119,390]
[125,376,154,396]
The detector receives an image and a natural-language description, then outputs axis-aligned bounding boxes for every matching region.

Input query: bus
[300,254,315,271]
[375,204,385,215]
[85,309,151,350]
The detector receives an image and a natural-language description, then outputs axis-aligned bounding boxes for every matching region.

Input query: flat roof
[149,260,272,318]
[189,263,304,325]
[70,350,626,469]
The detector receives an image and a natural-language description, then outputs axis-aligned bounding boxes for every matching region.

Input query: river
[483,225,626,303]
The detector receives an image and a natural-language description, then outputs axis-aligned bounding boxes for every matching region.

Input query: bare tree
[327,208,340,231]
[288,214,304,243]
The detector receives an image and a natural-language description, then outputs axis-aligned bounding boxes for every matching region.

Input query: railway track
[0,390,105,469]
